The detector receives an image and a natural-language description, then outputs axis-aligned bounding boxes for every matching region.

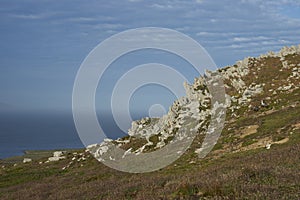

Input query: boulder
[53,151,64,157]
[23,158,32,163]
[47,151,66,162]
[48,156,65,162]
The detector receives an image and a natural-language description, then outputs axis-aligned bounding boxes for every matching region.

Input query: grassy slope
[0,53,299,200]
[0,131,299,199]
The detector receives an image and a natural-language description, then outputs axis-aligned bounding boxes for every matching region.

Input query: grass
[0,164,63,188]
[0,129,299,199]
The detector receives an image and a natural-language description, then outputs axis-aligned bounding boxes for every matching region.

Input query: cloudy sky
[1,0,300,113]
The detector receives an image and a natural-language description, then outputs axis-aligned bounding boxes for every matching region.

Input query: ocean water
[0,111,128,159]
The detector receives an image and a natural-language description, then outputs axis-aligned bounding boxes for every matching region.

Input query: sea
[0,111,129,159]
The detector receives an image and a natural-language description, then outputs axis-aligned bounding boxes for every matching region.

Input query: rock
[239,84,263,104]
[279,45,300,57]
[282,60,289,69]
[53,151,64,157]
[48,156,65,162]
[265,143,271,150]
[87,44,300,162]
[23,158,32,163]
[48,151,66,162]
[261,100,268,107]
[278,84,293,91]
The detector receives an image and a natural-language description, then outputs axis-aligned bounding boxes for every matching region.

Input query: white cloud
[196,32,236,37]
[10,13,46,20]
[150,3,174,9]
[65,17,97,22]
[92,23,124,30]
[2,0,300,67]
[195,0,204,4]
[233,36,270,42]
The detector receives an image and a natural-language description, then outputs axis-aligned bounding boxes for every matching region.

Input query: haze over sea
[0,111,133,159]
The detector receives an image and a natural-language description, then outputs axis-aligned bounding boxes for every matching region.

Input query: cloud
[228,39,291,49]
[196,32,237,37]
[150,3,174,9]
[195,0,204,4]
[232,36,270,42]
[92,23,125,30]
[64,17,97,23]
[9,13,46,20]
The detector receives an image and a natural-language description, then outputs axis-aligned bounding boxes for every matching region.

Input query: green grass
[242,139,257,147]
[0,164,64,188]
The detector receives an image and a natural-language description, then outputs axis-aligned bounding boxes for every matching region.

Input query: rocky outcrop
[47,151,66,162]
[87,44,300,160]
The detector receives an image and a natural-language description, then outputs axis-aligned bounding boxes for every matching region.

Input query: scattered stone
[48,151,66,162]
[48,156,65,162]
[261,100,268,107]
[85,44,300,162]
[53,151,64,157]
[239,84,263,104]
[23,158,32,163]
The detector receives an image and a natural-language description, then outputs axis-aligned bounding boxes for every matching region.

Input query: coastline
[0,148,84,164]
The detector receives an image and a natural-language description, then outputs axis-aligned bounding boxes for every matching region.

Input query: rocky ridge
[87,45,300,161]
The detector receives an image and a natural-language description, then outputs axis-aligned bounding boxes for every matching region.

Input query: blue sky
[1,0,300,114]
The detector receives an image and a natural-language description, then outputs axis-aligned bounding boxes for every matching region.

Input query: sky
[1,0,300,114]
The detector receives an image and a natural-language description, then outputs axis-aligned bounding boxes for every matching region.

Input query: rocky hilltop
[88,45,300,163]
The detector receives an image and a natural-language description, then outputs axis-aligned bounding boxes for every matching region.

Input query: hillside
[0,45,299,199]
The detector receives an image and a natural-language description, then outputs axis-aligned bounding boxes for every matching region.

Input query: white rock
[53,151,64,157]
[23,158,32,163]
[48,156,66,162]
